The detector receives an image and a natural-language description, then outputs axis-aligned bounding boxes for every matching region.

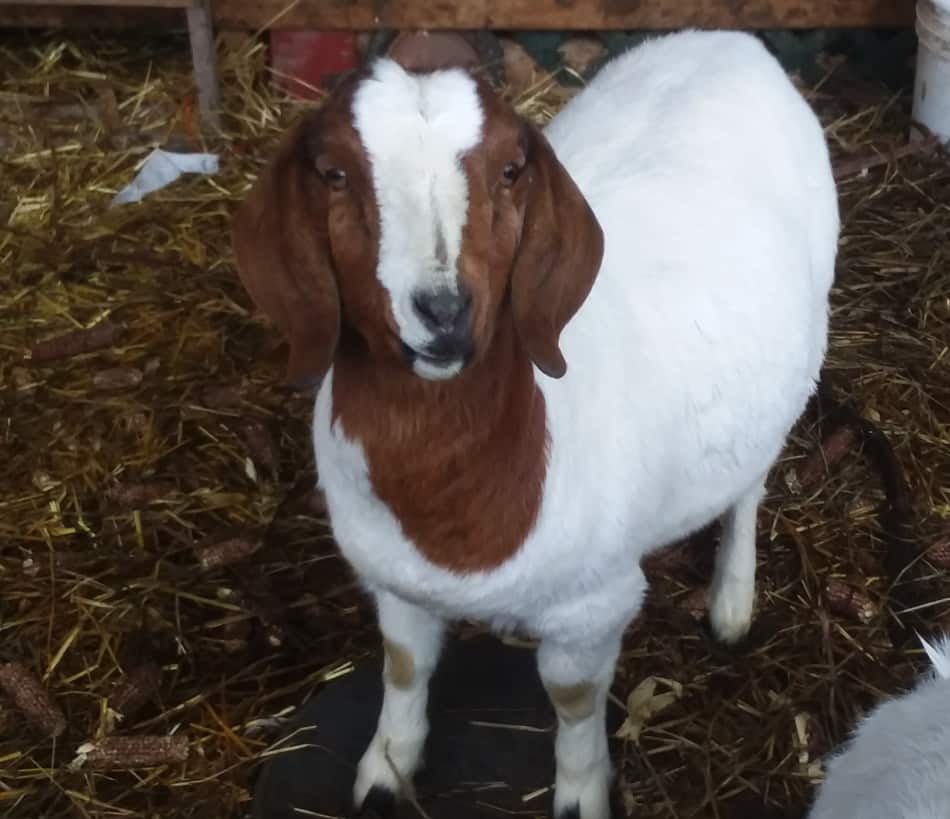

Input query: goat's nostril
[412,288,471,333]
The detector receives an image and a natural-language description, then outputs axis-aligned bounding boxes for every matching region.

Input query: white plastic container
[913,0,950,144]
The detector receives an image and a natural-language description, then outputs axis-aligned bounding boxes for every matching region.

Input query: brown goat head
[232,59,603,387]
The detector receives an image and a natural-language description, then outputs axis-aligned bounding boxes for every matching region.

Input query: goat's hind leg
[353,590,446,811]
[708,477,764,645]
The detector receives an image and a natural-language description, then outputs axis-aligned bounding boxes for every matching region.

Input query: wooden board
[0,4,179,26]
[212,0,916,31]
[0,0,916,31]
[9,0,192,8]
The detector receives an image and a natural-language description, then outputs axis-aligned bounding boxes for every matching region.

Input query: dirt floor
[1,29,949,819]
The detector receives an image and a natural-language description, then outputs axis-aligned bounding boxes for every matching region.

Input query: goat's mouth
[400,340,471,381]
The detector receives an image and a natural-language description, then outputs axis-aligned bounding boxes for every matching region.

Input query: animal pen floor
[1,29,949,819]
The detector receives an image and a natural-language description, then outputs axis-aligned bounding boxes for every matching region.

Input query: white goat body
[237,29,839,819]
[318,29,838,657]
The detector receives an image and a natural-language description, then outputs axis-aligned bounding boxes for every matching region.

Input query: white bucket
[913,0,950,144]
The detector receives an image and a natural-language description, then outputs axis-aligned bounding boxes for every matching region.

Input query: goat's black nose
[412,287,472,334]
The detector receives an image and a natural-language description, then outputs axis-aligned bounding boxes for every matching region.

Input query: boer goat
[233,29,839,819]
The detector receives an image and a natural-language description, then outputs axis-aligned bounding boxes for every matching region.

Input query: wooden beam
[208,0,915,31]
[186,0,221,127]
[0,5,175,26]
[0,0,916,31]
[10,0,191,7]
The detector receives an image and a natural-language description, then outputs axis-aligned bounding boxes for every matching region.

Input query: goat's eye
[501,161,522,186]
[315,156,347,191]
[323,167,347,191]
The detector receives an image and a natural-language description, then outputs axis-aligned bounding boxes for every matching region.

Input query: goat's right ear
[232,117,340,388]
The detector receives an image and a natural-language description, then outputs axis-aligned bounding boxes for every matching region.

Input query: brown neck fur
[331,314,547,573]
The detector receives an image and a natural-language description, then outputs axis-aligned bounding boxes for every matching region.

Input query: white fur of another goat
[808,634,950,819]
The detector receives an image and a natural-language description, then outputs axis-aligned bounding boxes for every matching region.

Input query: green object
[513,31,566,74]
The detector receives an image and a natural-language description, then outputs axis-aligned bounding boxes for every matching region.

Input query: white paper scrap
[110,148,219,207]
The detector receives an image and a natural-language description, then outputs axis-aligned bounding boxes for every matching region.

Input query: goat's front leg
[538,632,622,819]
[353,590,446,811]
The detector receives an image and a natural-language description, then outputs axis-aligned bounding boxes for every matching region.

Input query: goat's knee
[354,592,445,809]
[539,636,620,819]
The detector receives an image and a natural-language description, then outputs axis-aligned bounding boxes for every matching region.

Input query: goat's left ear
[510,123,604,379]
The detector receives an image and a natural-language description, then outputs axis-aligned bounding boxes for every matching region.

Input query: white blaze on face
[351,59,484,368]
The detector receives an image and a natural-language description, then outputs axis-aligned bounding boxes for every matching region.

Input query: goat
[233,30,839,819]
[807,634,950,819]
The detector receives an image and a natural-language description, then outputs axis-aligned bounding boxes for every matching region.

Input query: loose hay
[0,30,948,819]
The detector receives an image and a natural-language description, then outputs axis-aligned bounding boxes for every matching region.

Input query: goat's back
[529,31,839,575]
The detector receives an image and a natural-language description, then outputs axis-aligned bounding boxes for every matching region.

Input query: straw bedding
[0,29,948,819]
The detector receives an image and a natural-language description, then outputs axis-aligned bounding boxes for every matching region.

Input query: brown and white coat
[233,31,839,819]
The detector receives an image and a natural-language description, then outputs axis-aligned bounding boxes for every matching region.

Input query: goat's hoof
[353,784,396,817]
[555,804,581,819]
[553,766,612,819]
[554,799,612,819]
[353,732,422,813]
[707,581,754,645]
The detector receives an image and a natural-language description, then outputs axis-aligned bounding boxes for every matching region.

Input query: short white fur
[316,31,839,819]
[352,59,483,379]
[806,632,950,818]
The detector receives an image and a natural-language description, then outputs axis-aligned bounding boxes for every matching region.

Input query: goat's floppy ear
[232,117,340,388]
[510,124,604,379]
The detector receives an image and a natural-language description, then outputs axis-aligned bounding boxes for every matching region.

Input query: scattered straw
[0,30,948,819]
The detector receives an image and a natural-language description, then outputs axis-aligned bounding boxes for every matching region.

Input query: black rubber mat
[251,634,623,819]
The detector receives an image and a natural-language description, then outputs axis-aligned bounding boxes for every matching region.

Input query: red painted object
[269,31,359,100]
